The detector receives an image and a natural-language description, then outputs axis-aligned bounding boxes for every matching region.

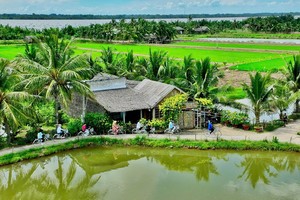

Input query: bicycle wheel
[32,139,39,144]
[64,133,71,138]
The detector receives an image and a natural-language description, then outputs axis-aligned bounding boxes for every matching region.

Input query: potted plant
[254,125,263,132]
[220,110,231,126]
[242,122,251,130]
[229,112,249,128]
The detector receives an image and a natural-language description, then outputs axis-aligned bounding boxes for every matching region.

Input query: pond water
[219,98,295,123]
[0,147,299,200]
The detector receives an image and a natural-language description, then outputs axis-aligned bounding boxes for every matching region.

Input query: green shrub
[67,118,82,136]
[0,137,6,149]
[289,113,300,120]
[264,120,284,131]
[84,112,112,134]
[25,127,38,144]
[119,121,133,134]
[148,118,167,130]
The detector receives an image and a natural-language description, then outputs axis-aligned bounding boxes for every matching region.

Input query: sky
[0,0,299,15]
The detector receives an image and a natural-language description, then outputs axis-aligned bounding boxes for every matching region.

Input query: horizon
[0,0,299,15]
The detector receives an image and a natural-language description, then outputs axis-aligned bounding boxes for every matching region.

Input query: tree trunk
[55,95,59,125]
[295,99,300,113]
[255,108,260,125]
[4,118,12,145]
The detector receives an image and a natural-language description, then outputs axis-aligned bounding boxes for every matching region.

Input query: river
[0,147,299,200]
[0,17,260,29]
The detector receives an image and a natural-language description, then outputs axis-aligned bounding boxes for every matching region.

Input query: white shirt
[57,126,62,134]
[136,122,143,130]
[37,132,43,139]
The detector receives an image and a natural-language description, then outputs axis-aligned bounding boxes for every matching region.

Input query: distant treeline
[0,13,300,20]
[1,15,300,42]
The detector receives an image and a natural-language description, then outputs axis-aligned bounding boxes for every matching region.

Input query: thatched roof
[134,79,182,108]
[93,88,150,113]
[88,74,184,113]
[194,26,210,32]
[174,26,184,31]
[126,80,141,88]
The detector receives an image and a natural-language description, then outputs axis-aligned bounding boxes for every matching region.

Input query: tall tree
[243,72,272,124]
[192,57,218,98]
[286,55,300,113]
[16,34,94,124]
[269,80,299,119]
[147,49,167,80]
[0,58,36,144]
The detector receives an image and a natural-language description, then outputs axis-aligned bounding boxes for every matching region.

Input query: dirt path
[0,120,299,157]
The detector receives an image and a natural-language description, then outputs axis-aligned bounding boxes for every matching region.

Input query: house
[174,26,185,34]
[193,26,210,34]
[70,73,183,123]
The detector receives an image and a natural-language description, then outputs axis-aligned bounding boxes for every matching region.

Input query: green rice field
[175,41,300,52]
[73,41,292,66]
[0,45,24,60]
[0,40,298,72]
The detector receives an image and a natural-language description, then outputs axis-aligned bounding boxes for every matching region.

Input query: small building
[193,26,210,34]
[174,26,185,34]
[70,73,183,123]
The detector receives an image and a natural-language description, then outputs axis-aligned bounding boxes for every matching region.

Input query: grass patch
[0,44,25,60]
[175,41,300,52]
[73,41,286,64]
[0,136,299,166]
[177,32,300,40]
[230,56,293,72]
[217,87,246,100]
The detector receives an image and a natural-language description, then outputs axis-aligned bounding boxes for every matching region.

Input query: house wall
[179,111,195,129]
[68,94,84,118]
[68,94,106,118]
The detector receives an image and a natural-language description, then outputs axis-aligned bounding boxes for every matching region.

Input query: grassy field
[177,31,300,40]
[230,57,292,71]
[0,45,24,60]
[73,41,292,66]
[0,40,297,72]
[175,41,300,52]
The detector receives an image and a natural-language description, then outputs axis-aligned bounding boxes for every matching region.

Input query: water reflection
[0,148,299,200]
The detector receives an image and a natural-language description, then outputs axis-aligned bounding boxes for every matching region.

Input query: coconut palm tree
[0,58,36,144]
[147,49,168,80]
[286,55,300,113]
[243,72,273,124]
[15,34,94,124]
[100,46,122,76]
[192,57,218,98]
[158,57,181,84]
[269,80,300,119]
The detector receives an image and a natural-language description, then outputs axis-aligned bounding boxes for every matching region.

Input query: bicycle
[108,128,124,135]
[164,125,181,134]
[32,134,51,144]
[78,127,96,136]
[53,129,70,139]
[207,124,222,138]
[132,126,155,135]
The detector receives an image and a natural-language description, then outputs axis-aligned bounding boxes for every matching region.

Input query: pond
[0,147,299,200]
[219,98,295,123]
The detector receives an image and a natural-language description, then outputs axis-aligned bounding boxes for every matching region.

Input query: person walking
[208,120,214,134]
